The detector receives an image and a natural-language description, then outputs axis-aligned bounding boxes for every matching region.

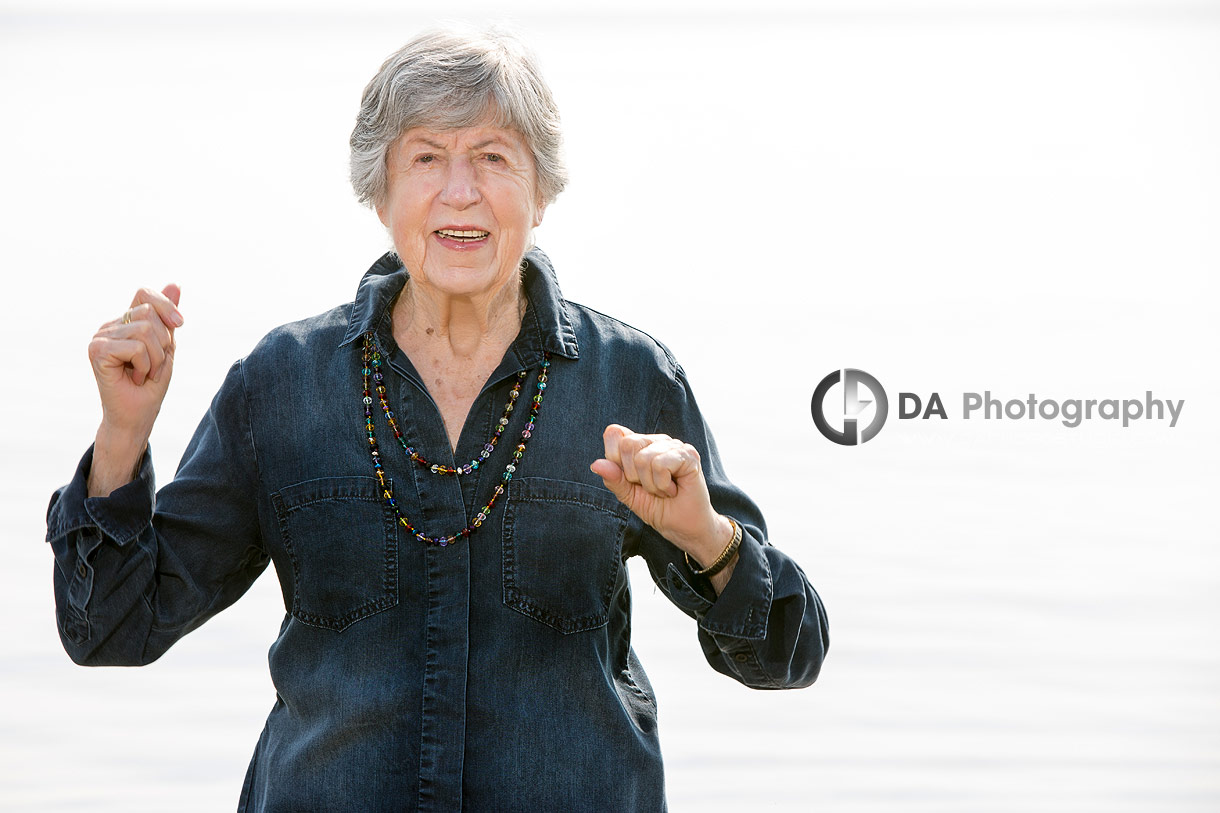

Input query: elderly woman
[47,28,828,811]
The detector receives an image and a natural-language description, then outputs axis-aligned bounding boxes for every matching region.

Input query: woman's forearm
[88,423,150,498]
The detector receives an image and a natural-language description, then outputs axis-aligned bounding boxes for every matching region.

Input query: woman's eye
[483,153,503,163]
[416,154,435,165]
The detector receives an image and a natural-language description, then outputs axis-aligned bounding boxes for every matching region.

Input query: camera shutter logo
[811,369,889,445]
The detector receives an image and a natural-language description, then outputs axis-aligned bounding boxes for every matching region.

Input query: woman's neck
[393,277,525,361]
[391,278,527,453]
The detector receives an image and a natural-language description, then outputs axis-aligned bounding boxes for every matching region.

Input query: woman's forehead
[396,123,528,153]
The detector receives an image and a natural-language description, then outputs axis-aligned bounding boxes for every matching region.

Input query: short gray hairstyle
[350,27,568,210]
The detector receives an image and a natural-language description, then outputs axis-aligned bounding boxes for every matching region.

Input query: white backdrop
[2,1,1218,811]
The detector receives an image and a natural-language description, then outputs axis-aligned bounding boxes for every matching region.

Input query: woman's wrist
[88,423,150,498]
[684,515,736,570]
[684,515,742,595]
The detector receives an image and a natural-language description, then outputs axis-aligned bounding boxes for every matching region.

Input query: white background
[2,1,1218,810]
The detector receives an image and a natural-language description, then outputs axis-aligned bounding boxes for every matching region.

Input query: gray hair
[349,27,568,210]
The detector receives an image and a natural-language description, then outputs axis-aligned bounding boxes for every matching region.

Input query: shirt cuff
[45,444,155,546]
[661,524,772,640]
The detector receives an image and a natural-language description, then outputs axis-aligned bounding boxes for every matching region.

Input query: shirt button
[733,652,749,663]
[77,562,87,578]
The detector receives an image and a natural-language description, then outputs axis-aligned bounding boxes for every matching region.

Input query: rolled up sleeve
[638,363,829,689]
[45,360,269,666]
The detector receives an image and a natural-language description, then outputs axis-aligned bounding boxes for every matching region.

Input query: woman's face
[377,122,545,305]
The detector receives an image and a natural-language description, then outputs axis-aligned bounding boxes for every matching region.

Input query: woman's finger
[638,441,684,498]
[590,457,633,505]
[152,340,176,382]
[618,443,639,486]
[95,318,171,381]
[100,304,174,346]
[646,440,694,498]
[601,424,628,465]
[631,442,660,493]
[130,342,153,386]
[91,336,154,386]
[125,311,170,364]
[604,425,689,496]
[616,432,651,487]
[92,325,166,381]
[646,445,682,497]
[129,286,184,329]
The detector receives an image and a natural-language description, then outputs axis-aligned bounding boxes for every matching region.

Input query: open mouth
[435,228,490,243]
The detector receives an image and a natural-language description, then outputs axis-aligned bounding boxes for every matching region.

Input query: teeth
[437,229,489,239]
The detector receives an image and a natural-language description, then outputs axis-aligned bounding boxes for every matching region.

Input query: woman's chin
[414,266,518,302]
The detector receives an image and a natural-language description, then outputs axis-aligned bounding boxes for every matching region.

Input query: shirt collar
[339,247,580,363]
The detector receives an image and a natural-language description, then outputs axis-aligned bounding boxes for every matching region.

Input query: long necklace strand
[361,331,551,546]
[367,337,529,476]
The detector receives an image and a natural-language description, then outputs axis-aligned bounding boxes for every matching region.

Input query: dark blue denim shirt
[46,248,829,812]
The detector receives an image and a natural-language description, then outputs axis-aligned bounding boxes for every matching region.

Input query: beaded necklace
[370,342,528,477]
[360,331,551,546]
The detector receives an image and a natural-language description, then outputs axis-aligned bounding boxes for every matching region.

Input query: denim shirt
[46,248,829,812]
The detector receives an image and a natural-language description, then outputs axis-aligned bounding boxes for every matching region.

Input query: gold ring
[122,309,132,325]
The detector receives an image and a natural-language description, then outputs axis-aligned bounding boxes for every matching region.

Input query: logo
[811,369,889,445]
[811,370,1185,442]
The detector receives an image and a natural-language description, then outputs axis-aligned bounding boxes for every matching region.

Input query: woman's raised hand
[86,285,183,496]
[591,424,738,592]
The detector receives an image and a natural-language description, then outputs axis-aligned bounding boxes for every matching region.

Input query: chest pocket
[502,477,630,634]
[271,476,398,631]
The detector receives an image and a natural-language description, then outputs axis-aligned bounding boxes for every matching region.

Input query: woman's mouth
[435,228,490,243]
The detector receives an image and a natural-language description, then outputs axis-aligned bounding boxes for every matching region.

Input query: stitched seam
[514,495,625,515]
[237,359,267,499]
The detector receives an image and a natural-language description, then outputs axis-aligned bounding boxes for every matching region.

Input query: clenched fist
[591,424,738,592]
[86,284,183,497]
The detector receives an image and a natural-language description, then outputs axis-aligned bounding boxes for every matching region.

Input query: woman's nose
[439,158,480,209]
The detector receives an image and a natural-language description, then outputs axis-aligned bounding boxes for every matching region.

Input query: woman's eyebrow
[401,136,447,150]
[470,138,516,151]
[401,136,515,151]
